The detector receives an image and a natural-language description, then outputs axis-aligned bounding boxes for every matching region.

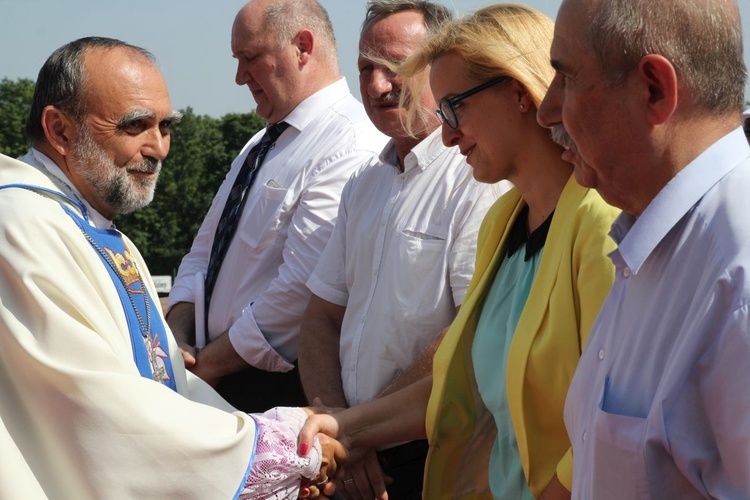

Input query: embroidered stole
[0,183,177,390]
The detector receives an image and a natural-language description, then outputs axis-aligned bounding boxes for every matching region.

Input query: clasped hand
[299,406,390,500]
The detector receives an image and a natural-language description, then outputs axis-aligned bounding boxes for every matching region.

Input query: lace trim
[239,407,322,500]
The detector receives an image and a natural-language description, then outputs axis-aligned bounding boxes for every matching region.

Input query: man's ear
[41,106,77,156]
[295,29,314,66]
[637,54,678,126]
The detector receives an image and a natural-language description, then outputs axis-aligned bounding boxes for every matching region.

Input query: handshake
[248,376,430,499]
[297,404,349,500]
[296,375,429,500]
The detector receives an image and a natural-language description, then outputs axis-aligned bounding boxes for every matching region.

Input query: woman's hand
[299,470,338,500]
[298,410,349,499]
[299,402,351,452]
[299,434,345,498]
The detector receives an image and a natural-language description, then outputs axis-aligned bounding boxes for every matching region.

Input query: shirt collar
[278,78,350,133]
[24,148,115,229]
[613,127,750,274]
[507,204,554,261]
[378,127,448,174]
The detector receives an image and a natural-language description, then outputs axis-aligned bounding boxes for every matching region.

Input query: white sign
[152,275,172,294]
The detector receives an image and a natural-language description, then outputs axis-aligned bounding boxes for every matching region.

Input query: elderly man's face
[538,0,644,212]
[358,10,438,141]
[68,48,177,219]
[71,121,161,217]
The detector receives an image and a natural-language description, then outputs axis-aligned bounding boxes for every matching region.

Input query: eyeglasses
[436,76,509,129]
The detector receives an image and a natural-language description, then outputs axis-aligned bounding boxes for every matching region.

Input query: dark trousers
[377,439,429,500]
[215,362,308,413]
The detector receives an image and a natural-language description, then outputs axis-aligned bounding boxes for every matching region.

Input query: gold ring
[315,476,329,487]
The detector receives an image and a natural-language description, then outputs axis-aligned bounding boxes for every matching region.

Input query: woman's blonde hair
[400,3,555,134]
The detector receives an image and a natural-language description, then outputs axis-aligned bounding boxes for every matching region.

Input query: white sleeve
[305,171,354,307]
[228,151,375,368]
[673,305,750,497]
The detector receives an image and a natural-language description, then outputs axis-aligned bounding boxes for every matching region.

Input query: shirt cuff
[228,309,295,373]
[164,282,195,314]
[306,273,348,307]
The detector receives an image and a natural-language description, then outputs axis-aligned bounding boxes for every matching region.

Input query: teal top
[472,205,552,500]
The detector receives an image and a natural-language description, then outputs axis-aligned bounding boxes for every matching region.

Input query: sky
[2,0,750,118]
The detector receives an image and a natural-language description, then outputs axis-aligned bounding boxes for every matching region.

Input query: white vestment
[0,153,270,499]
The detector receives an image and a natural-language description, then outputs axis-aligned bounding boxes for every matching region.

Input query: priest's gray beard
[71,124,161,215]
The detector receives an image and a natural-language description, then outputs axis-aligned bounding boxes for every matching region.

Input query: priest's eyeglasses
[436,76,509,129]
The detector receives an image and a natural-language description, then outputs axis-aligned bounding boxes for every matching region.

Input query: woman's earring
[520,104,525,111]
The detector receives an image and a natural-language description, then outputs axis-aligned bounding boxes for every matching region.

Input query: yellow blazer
[423,175,619,498]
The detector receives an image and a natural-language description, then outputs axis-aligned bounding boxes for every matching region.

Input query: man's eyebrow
[163,110,183,126]
[116,109,155,129]
[116,109,183,129]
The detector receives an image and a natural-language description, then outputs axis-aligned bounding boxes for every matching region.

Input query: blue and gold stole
[0,184,177,390]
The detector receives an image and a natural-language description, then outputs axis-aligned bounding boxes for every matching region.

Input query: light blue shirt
[473,246,541,500]
[565,128,750,499]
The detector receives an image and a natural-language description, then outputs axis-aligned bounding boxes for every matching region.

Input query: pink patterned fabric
[239,407,322,500]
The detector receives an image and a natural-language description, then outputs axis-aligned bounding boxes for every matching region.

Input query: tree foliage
[0,78,35,157]
[0,77,263,276]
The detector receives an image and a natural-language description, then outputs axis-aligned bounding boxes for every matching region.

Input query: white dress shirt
[308,129,508,406]
[565,128,750,499]
[168,78,387,372]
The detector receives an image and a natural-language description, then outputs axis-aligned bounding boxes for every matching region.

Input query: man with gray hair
[299,1,504,499]
[0,36,343,499]
[538,0,750,497]
[167,0,387,413]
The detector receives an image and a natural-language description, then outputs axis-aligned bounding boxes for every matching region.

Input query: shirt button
[623,267,631,278]
[582,431,587,443]
[598,349,605,360]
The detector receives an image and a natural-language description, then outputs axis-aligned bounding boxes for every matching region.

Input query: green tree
[221,112,265,154]
[0,78,34,157]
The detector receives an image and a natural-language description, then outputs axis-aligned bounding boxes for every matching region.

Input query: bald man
[167,0,387,413]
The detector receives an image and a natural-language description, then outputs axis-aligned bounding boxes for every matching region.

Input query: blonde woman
[300,5,618,499]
